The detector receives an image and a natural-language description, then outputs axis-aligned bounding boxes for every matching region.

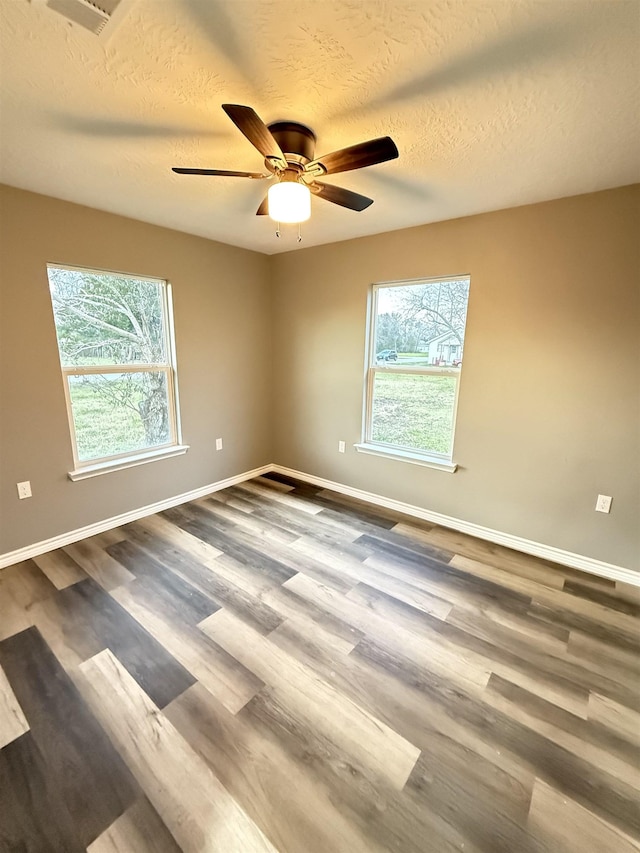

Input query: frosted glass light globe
[268,181,311,223]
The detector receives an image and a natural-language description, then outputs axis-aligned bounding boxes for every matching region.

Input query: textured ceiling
[1,0,639,254]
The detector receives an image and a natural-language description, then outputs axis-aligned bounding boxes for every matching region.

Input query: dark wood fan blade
[172,167,267,178]
[313,181,374,211]
[309,136,398,175]
[256,195,269,215]
[222,104,286,163]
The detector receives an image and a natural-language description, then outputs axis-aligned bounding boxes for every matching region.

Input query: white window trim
[361,274,470,471]
[68,444,189,481]
[354,442,457,472]
[47,263,185,479]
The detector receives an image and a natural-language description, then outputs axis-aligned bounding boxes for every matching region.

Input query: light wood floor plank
[166,682,392,853]
[254,475,295,492]
[292,534,453,617]
[135,513,225,562]
[199,608,421,790]
[64,540,135,590]
[262,584,364,646]
[206,489,257,513]
[527,778,640,852]
[450,553,565,599]
[315,487,425,527]
[112,582,263,714]
[567,629,640,680]
[195,497,300,546]
[263,602,536,800]
[77,649,279,853]
[363,550,531,615]
[447,602,570,658]
[588,693,640,746]
[126,523,284,635]
[397,523,568,589]
[485,675,640,788]
[283,571,492,694]
[0,561,58,641]
[33,550,87,589]
[84,529,129,550]
[532,582,640,638]
[0,662,29,749]
[615,581,640,605]
[236,480,324,515]
[87,797,181,853]
[269,613,361,656]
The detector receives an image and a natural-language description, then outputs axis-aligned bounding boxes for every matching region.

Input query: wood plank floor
[1,473,639,852]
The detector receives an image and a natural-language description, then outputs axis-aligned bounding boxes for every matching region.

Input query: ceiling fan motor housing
[267,121,317,167]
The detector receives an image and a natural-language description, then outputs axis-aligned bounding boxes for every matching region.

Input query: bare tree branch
[58,303,141,344]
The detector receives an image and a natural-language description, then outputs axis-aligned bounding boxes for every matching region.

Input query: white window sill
[68,445,189,481]
[354,443,457,473]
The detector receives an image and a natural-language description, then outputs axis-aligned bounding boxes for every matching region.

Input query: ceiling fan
[172,104,399,222]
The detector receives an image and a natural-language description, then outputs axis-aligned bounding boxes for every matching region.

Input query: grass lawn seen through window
[371,372,457,455]
[68,376,167,461]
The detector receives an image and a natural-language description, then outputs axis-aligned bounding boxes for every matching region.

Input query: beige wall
[271,186,640,571]
[0,185,272,554]
[1,184,638,571]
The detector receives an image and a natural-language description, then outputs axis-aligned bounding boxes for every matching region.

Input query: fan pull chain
[273,223,303,241]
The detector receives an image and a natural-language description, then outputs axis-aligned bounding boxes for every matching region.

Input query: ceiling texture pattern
[1,0,638,254]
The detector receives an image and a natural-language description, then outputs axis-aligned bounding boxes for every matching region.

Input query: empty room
[0,1,639,851]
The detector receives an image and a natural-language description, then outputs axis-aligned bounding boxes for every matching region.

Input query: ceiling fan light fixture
[268,181,311,223]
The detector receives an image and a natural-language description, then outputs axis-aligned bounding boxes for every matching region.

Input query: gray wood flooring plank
[77,649,278,853]
[107,539,221,624]
[32,577,196,708]
[0,627,139,848]
[1,474,638,852]
[162,505,297,586]
[166,682,392,853]
[126,521,284,634]
[199,608,421,790]
[64,539,135,590]
[245,686,483,853]
[112,581,264,714]
[526,778,640,852]
[0,732,85,853]
[588,693,640,746]
[87,796,182,853]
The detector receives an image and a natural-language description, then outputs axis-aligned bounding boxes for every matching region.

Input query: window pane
[371,372,457,455]
[375,279,469,367]
[68,372,171,461]
[48,267,166,366]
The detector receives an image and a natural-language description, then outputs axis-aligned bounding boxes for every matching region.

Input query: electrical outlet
[215,438,223,451]
[595,494,612,513]
[338,440,346,453]
[17,481,32,499]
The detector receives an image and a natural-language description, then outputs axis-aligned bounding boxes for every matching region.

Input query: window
[359,275,470,472]
[47,264,186,479]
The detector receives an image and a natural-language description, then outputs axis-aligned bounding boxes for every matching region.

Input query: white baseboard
[270,465,639,587]
[0,464,272,569]
[3,461,637,588]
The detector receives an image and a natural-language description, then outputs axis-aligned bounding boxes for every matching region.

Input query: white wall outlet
[215,438,223,451]
[17,481,32,499]
[338,440,346,453]
[595,494,612,513]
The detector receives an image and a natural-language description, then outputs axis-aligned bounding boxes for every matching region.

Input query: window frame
[358,274,470,472]
[47,263,187,480]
